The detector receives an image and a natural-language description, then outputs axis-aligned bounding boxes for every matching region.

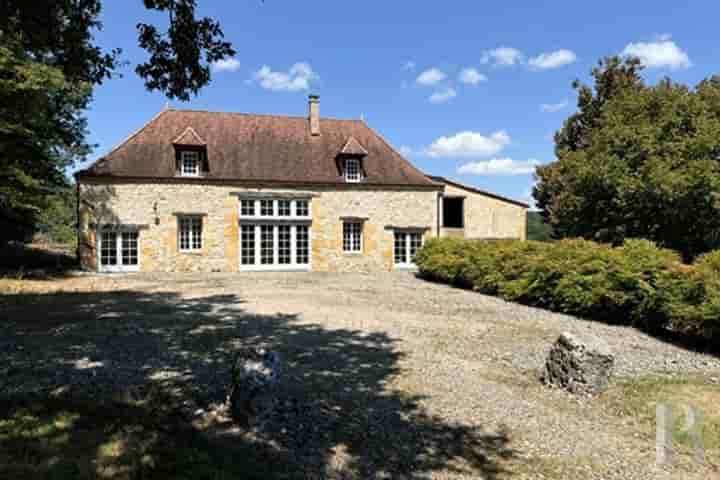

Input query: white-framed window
[344,158,361,183]
[343,221,362,253]
[240,199,255,216]
[98,228,140,272]
[180,151,200,176]
[238,199,311,219]
[295,200,309,217]
[394,230,424,267]
[178,216,203,252]
[260,199,274,216]
[240,224,255,265]
[239,223,311,270]
[278,200,291,216]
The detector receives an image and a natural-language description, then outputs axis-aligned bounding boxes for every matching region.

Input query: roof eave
[429,175,529,208]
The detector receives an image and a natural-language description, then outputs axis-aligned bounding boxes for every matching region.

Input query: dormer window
[173,126,207,177]
[344,158,362,183]
[181,151,200,177]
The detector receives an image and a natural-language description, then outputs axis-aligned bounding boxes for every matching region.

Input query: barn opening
[442,197,464,228]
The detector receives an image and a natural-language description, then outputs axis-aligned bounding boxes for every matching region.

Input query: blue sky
[80,0,718,204]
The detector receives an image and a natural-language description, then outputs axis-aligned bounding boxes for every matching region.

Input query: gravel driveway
[2,271,718,479]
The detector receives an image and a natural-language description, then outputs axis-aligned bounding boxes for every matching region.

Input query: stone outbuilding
[75,96,527,273]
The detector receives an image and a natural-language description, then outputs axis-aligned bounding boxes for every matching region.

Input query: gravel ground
[1,271,717,479]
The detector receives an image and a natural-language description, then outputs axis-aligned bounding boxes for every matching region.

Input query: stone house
[75,96,527,273]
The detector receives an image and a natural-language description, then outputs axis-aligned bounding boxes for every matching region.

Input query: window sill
[179,250,204,255]
[342,251,364,256]
[394,264,418,270]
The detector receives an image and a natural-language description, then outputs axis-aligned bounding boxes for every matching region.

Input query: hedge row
[414,237,720,341]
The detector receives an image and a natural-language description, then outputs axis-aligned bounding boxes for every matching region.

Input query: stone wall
[311,188,439,272]
[78,180,440,273]
[441,183,526,240]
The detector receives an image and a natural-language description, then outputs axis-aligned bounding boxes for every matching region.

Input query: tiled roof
[340,136,369,156]
[172,126,206,146]
[78,109,440,187]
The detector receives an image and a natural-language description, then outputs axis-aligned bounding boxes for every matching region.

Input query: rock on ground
[227,347,282,427]
[543,332,615,395]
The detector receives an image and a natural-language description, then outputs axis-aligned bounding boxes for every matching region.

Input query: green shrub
[667,250,720,340]
[415,237,720,342]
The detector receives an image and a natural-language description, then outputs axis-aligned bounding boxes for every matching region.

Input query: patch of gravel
[1,271,717,479]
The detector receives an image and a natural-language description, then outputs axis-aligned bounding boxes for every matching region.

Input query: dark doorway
[442,197,464,228]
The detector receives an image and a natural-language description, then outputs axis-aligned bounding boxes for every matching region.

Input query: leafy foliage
[136,0,235,101]
[0,41,91,242]
[1,1,235,243]
[34,185,78,245]
[534,56,720,260]
[526,211,553,241]
[416,237,720,342]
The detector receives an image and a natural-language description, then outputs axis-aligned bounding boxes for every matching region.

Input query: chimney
[308,94,320,136]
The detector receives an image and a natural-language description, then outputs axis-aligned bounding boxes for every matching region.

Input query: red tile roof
[340,136,369,156]
[78,108,440,188]
[172,126,206,146]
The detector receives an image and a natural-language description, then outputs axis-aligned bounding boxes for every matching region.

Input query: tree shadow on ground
[0,242,76,279]
[0,288,516,479]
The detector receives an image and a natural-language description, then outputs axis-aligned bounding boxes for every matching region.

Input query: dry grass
[604,376,720,469]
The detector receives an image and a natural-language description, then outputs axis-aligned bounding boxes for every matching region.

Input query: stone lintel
[384,225,432,231]
[172,212,209,217]
[230,191,320,199]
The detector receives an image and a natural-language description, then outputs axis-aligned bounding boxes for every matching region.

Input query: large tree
[0,0,235,242]
[534,56,720,259]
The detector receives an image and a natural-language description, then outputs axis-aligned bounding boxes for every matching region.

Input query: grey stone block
[543,332,614,395]
[228,347,282,426]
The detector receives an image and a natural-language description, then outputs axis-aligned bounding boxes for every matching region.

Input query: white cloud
[481,47,524,66]
[254,62,318,92]
[528,49,577,70]
[403,61,416,70]
[523,186,539,210]
[429,88,457,104]
[399,145,413,156]
[424,130,510,158]
[621,39,691,69]
[459,68,487,85]
[540,100,569,113]
[457,157,541,176]
[211,57,241,73]
[416,68,447,86]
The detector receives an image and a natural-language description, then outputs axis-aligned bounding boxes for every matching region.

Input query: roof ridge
[168,108,362,123]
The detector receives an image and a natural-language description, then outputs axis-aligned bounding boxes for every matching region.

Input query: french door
[394,231,423,268]
[240,223,311,270]
[98,229,140,272]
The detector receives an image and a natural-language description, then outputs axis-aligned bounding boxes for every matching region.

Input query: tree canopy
[534,56,720,260]
[1,0,235,243]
